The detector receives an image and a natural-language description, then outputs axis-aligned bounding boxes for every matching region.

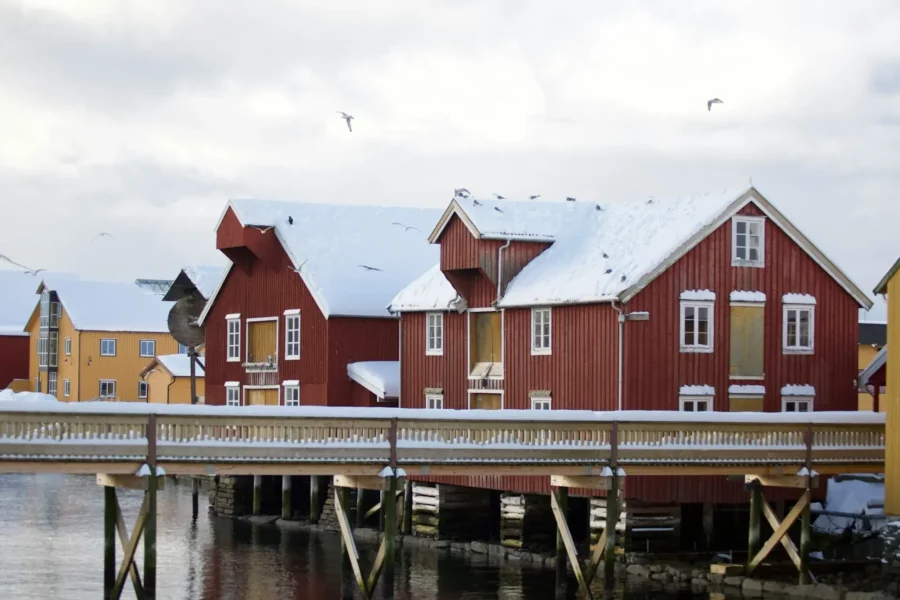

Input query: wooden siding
[78,331,178,401]
[56,312,79,400]
[857,344,887,411]
[326,317,398,407]
[204,246,327,406]
[0,335,29,390]
[247,319,277,363]
[400,311,468,408]
[885,273,900,514]
[145,369,205,404]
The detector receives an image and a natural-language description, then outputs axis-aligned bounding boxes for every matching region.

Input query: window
[65,337,72,356]
[39,293,49,328]
[732,216,765,266]
[425,313,443,355]
[63,379,70,397]
[783,397,813,412]
[285,312,300,360]
[177,343,189,355]
[100,339,116,356]
[283,383,300,406]
[425,393,443,409]
[531,308,551,355]
[48,372,57,397]
[138,381,148,399]
[38,332,48,367]
[680,302,713,352]
[49,302,60,328]
[783,305,814,354]
[679,396,712,412]
[226,384,241,406]
[227,318,241,362]
[531,396,552,410]
[140,340,156,358]
[34,377,41,392]
[99,380,116,399]
[49,332,58,367]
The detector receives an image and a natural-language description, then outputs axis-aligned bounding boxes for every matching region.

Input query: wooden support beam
[335,475,392,491]
[97,473,165,491]
[364,489,405,521]
[192,477,200,520]
[252,475,262,516]
[282,475,292,521]
[745,474,819,489]
[604,473,619,588]
[381,476,398,595]
[550,487,593,600]
[334,484,371,600]
[104,486,116,598]
[402,480,413,535]
[748,482,762,560]
[799,495,812,585]
[111,496,149,599]
[144,466,157,599]
[554,486,568,599]
[550,475,611,490]
[583,527,607,586]
[761,494,804,571]
[114,500,144,598]
[747,490,809,574]
[356,488,366,529]
[310,476,321,524]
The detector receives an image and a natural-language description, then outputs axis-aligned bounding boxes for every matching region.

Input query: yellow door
[472,393,502,410]
[247,320,277,363]
[730,306,764,377]
[246,388,279,406]
[470,312,502,368]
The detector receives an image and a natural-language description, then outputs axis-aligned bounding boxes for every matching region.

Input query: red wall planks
[399,311,468,408]
[327,317,399,407]
[0,335,29,389]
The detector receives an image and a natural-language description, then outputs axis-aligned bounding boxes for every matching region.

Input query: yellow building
[858,321,887,411]
[25,279,177,402]
[140,354,206,404]
[875,257,900,515]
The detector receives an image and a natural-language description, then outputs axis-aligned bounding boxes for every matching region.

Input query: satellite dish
[168,293,206,348]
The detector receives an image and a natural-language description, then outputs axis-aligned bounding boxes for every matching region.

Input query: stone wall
[211,476,252,517]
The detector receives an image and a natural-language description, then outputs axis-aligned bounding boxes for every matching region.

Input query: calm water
[0,475,696,599]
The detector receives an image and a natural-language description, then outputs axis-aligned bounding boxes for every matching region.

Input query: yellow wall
[859,344,883,370]
[145,368,205,404]
[57,311,79,400]
[169,376,205,404]
[78,331,178,401]
[886,274,900,515]
[856,345,888,412]
[26,314,39,392]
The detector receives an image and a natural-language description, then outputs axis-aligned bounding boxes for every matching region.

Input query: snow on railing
[0,402,885,468]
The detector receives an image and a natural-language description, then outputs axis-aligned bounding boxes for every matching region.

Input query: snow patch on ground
[0,390,58,403]
[814,477,885,534]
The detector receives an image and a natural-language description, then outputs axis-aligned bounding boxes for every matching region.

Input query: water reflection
[0,475,699,599]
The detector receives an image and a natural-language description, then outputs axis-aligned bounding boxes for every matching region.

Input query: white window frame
[284,310,300,360]
[426,312,444,356]
[225,383,241,407]
[783,304,814,354]
[99,379,116,399]
[38,332,48,367]
[226,318,241,362]
[100,338,116,357]
[782,396,813,412]
[531,395,552,410]
[679,396,713,412]
[679,301,714,353]
[531,308,552,355]
[283,382,300,406]
[64,337,72,356]
[425,393,444,409]
[139,339,156,358]
[48,372,57,397]
[138,381,149,399]
[177,343,189,355]
[49,332,58,367]
[63,379,70,397]
[732,216,765,267]
[49,301,60,328]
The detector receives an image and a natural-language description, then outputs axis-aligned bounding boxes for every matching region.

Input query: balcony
[243,360,278,387]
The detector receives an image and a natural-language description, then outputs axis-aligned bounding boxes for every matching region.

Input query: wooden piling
[192,477,199,520]
[104,486,116,598]
[748,482,762,560]
[310,476,321,524]
[253,475,262,516]
[799,497,812,584]
[145,466,157,598]
[604,473,618,589]
[282,476,292,521]
[554,486,568,599]
[382,476,398,598]
[402,480,413,534]
[356,488,366,529]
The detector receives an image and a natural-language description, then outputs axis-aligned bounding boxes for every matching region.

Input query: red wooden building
[0,270,41,390]
[199,199,441,408]
[389,186,872,504]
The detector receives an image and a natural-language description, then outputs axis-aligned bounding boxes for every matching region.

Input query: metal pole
[104,486,116,598]
[554,486,569,599]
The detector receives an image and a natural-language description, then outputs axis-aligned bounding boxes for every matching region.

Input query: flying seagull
[337,111,354,132]
[454,188,470,197]
[529,195,541,200]
[24,268,46,276]
[358,264,383,272]
[92,233,116,243]
[288,259,308,274]
[0,253,31,270]
[707,98,723,111]
[392,222,422,232]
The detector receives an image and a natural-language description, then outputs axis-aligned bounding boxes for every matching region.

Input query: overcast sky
[0,0,897,318]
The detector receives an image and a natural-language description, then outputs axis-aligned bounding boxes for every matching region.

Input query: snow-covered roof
[346,361,400,400]
[0,270,78,331]
[155,354,205,378]
[389,264,464,312]
[182,265,227,300]
[419,187,872,310]
[730,291,766,303]
[205,200,442,319]
[679,385,715,396]
[728,384,765,396]
[781,384,815,397]
[858,345,888,389]
[40,278,173,333]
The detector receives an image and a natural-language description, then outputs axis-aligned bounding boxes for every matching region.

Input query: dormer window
[732,216,765,267]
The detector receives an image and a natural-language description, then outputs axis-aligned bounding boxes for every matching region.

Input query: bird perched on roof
[358,264,383,272]
[92,233,116,242]
[620,275,627,282]
[392,222,422,232]
[24,268,46,276]
[472,199,482,206]
[493,193,505,199]
[566,197,576,202]
[288,259,308,274]
[605,268,612,274]
[337,111,354,132]
[454,188,470,197]
[494,207,503,213]
[646,198,653,205]
[288,216,294,225]
[707,98,723,111]
[529,195,540,200]
[602,252,609,259]
[595,204,602,211]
